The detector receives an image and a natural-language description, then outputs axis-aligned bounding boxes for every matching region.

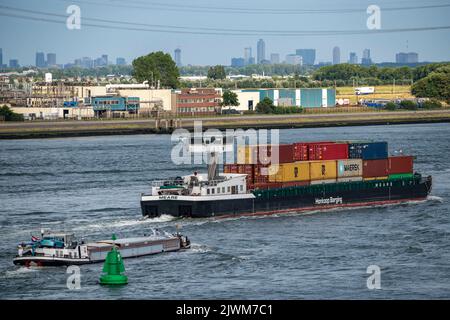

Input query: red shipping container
[293,143,309,161]
[268,144,294,164]
[363,159,388,178]
[224,164,239,173]
[255,144,294,164]
[308,143,348,160]
[387,156,413,174]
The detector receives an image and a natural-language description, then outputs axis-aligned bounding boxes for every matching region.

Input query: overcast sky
[0,0,449,66]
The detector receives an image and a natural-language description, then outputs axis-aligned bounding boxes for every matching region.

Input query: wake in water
[2,267,41,279]
[72,214,177,232]
[427,195,444,203]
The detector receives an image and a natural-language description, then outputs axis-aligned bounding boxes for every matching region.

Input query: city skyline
[0,45,427,69]
[0,0,449,66]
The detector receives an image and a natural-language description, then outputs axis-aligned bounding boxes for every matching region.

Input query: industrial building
[232,88,336,111]
[172,88,222,115]
[91,96,140,117]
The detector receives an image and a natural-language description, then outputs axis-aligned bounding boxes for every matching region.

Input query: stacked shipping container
[227,141,414,190]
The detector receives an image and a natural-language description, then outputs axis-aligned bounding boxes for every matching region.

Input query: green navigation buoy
[99,234,128,285]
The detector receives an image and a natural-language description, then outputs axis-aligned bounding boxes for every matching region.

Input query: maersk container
[337,159,363,177]
[387,156,413,174]
[348,142,388,160]
[308,143,348,161]
[309,160,338,181]
[362,159,388,178]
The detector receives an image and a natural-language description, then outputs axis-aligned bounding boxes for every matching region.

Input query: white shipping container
[337,159,363,177]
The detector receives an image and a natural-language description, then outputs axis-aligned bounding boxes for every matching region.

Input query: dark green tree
[0,105,24,121]
[207,65,226,80]
[421,99,442,109]
[132,51,180,88]
[411,67,450,102]
[255,97,275,114]
[399,100,418,110]
[384,102,397,111]
[221,90,239,108]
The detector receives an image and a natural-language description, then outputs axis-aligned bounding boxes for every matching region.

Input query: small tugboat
[13,229,190,266]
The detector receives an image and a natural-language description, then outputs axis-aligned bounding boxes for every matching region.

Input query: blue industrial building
[243,88,336,108]
[91,96,140,113]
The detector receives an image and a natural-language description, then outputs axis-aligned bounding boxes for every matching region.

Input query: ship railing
[150,179,184,187]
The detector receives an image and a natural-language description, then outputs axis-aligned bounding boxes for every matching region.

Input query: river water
[0,123,449,299]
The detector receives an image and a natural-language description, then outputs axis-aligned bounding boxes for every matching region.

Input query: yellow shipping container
[309,160,338,181]
[237,146,257,164]
[268,162,310,182]
[363,176,388,181]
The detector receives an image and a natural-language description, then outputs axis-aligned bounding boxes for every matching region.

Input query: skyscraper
[285,54,303,65]
[47,53,56,67]
[9,59,19,68]
[244,47,252,65]
[257,39,265,64]
[332,47,340,65]
[349,52,358,64]
[116,57,126,65]
[174,48,182,67]
[295,49,316,65]
[396,52,419,64]
[102,54,108,65]
[361,49,372,65]
[270,53,280,64]
[36,52,46,68]
[0,48,3,67]
[231,57,245,67]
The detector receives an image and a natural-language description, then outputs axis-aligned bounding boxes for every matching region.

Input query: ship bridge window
[222,187,225,193]
[217,187,220,194]
[240,185,243,191]
[212,188,215,194]
[227,186,231,193]
[207,189,210,195]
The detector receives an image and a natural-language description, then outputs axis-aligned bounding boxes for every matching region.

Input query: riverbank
[1,109,450,139]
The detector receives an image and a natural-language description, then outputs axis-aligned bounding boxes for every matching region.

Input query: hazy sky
[0,0,449,66]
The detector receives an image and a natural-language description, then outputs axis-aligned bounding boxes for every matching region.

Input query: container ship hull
[141,176,432,218]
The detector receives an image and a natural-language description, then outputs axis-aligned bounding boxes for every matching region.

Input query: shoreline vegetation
[1,109,450,139]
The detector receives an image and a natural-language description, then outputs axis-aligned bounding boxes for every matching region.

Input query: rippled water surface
[0,123,449,299]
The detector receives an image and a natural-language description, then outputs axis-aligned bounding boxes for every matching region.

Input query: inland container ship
[140,140,432,218]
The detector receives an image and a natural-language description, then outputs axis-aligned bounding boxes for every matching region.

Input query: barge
[13,230,190,266]
[140,140,432,218]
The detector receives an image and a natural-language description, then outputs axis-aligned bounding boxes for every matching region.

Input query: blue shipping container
[348,142,388,160]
